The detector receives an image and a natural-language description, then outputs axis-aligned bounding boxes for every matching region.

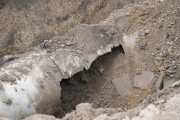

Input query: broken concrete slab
[50,24,120,78]
[122,31,139,54]
[0,23,125,119]
[0,51,62,120]
[155,72,164,90]
[112,76,133,94]
[163,79,179,88]
[134,71,154,89]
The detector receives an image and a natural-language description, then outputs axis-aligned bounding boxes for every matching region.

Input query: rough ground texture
[1,0,180,120]
[20,81,180,120]
[57,0,180,118]
[0,0,142,57]
[0,23,124,120]
[34,0,180,119]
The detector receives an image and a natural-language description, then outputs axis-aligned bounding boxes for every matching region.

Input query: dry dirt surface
[22,81,180,120]
[0,0,143,57]
[57,45,153,118]
[1,0,180,120]
[57,0,180,118]
[49,0,180,119]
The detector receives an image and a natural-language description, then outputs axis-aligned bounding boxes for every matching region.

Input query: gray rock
[159,53,163,57]
[165,70,174,76]
[46,48,52,53]
[145,30,150,34]
[170,41,174,45]
[140,29,150,36]
[155,72,164,90]
[163,79,179,88]
[163,34,169,40]
[99,66,104,73]
[162,51,169,57]
[164,63,170,69]
[168,47,172,53]
[140,40,146,49]
[176,54,180,58]
[170,20,176,25]
[61,44,65,47]
[44,40,51,47]
[134,71,154,89]
[140,29,145,36]
[142,1,149,5]
[112,76,133,94]
[172,61,176,66]
[140,31,145,36]
[170,74,174,78]
[3,55,15,61]
[155,46,161,50]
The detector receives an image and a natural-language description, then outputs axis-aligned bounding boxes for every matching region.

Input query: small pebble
[145,30,150,34]
[61,44,65,47]
[162,51,169,57]
[170,74,174,78]
[163,34,169,40]
[172,61,176,66]
[155,46,161,50]
[140,40,146,49]
[168,47,172,53]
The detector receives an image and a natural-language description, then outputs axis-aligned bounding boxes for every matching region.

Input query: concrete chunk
[163,79,179,88]
[134,71,154,89]
[112,76,133,94]
[155,72,164,90]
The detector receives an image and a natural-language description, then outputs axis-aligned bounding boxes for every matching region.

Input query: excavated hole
[56,45,151,118]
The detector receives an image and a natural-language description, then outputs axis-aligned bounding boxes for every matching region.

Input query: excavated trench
[57,45,125,118]
[56,39,155,118]
[1,0,179,119]
[2,0,180,119]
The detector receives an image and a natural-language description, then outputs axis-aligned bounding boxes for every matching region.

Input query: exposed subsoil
[57,45,153,118]
[1,0,180,120]
[57,0,180,117]
[0,0,143,58]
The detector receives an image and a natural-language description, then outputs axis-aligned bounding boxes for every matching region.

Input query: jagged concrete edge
[0,23,130,120]
[0,5,140,118]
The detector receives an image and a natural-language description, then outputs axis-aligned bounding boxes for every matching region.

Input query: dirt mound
[0,0,142,58]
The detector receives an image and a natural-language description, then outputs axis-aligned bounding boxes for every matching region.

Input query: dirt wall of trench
[0,0,143,57]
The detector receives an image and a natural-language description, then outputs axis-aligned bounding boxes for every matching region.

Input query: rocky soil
[0,0,142,57]
[10,81,180,120]
[1,0,180,120]
[55,0,180,118]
